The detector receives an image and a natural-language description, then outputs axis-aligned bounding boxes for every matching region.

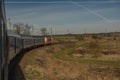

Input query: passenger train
[8,31,52,62]
[0,0,52,80]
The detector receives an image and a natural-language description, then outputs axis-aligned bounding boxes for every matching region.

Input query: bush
[85,42,100,49]
[75,35,84,41]
[92,52,101,58]
[91,35,98,40]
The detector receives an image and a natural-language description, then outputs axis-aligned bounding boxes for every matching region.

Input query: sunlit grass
[53,42,120,68]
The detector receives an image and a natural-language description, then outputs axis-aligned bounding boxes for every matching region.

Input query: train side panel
[8,32,22,61]
[34,37,44,46]
[8,36,16,61]
[15,37,22,54]
[22,38,34,49]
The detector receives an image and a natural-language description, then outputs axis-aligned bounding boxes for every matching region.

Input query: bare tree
[23,24,31,35]
[13,23,23,34]
[8,17,12,31]
[41,27,47,36]
[13,23,32,35]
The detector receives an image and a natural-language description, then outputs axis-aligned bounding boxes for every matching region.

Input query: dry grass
[16,36,120,80]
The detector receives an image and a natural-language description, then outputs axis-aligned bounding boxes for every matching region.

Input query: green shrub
[75,35,84,41]
[85,42,100,49]
[91,35,98,40]
[92,52,101,58]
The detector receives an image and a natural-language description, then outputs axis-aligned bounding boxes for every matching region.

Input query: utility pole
[84,28,86,37]
[84,28,86,34]
[31,25,34,35]
[8,17,12,31]
[50,27,53,43]
[105,27,107,37]
[105,27,107,33]
[67,29,69,34]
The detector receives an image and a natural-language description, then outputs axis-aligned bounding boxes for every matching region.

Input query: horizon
[5,0,120,35]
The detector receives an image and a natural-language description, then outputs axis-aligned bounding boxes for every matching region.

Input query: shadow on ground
[8,50,26,80]
[13,65,26,80]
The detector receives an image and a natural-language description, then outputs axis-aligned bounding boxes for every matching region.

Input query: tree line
[8,22,48,36]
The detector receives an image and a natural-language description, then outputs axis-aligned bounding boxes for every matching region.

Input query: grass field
[53,39,120,68]
[16,34,120,80]
[53,47,120,68]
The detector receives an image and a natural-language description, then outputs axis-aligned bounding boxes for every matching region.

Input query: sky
[5,0,120,34]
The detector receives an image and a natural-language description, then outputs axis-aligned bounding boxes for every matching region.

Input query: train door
[15,37,22,54]
[0,0,8,80]
[8,36,15,60]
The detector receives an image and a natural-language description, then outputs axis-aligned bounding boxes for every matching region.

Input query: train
[8,31,52,62]
[0,0,52,80]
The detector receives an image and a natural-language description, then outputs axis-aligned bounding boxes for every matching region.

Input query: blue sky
[5,0,120,34]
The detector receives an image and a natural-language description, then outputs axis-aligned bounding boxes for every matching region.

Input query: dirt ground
[15,39,120,80]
